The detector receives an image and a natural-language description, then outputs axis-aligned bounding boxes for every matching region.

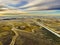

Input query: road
[33,20,60,37]
[10,27,19,45]
[9,23,40,45]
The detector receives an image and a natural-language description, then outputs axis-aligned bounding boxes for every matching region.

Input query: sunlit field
[0,16,60,45]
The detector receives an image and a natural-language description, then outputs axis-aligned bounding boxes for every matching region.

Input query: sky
[0,0,60,10]
[0,0,60,15]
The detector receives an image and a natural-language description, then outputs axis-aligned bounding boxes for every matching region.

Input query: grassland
[0,18,60,45]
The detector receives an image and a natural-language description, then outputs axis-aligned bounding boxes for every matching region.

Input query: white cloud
[19,0,54,8]
[19,0,44,8]
[26,6,49,11]
[20,0,60,10]
[0,0,60,10]
[3,0,20,4]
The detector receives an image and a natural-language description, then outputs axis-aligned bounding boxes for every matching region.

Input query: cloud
[18,0,60,11]
[25,6,49,11]
[19,0,54,8]
[3,0,20,4]
[20,0,60,11]
[0,0,60,10]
